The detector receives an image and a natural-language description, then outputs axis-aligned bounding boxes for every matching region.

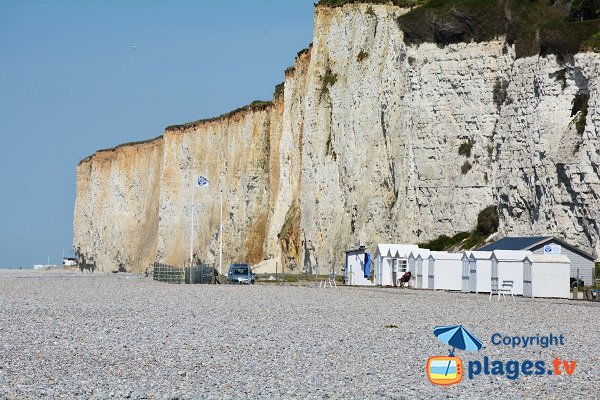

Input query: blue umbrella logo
[433,325,483,377]
[434,325,483,355]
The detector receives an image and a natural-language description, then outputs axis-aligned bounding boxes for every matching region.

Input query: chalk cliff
[74,3,600,273]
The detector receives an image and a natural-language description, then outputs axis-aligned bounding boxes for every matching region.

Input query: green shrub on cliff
[394,0,600,58]
[476,206,499,237]
[571,0,600,21]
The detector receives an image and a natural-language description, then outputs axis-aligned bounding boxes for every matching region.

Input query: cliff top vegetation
[319,0,600,58]
[164,100,272,132]
[318,0,425,7]
[78,134,164,165]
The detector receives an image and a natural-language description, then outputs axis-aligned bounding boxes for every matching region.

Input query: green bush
[419,232,470,251]
[421,206,499,251]
[571,0,600,21]
[458,139,473,157]
[476,206,499,236]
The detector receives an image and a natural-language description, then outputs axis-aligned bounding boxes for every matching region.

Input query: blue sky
[0,1,315,267]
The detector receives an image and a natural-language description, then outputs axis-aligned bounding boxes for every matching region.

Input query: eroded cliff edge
[74,3,600,273]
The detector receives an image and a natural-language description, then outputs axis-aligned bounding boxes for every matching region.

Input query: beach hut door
[461,258,470,293]
[416,259,422,289]
[523,260,532,298]
[469,259,477,293]
[428,258,435,289]
[491,257,498,292]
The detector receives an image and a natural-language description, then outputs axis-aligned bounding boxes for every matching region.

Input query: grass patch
[384,324,400,328]
[581,31,600,51]
[539,19,600,56]
[166,100,272,131]
[462,231,488,250]
[357,49,370,62]
[320,67,338,101]
[458,139,474,157]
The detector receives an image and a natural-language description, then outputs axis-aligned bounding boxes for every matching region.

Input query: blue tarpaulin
[364,253,371,279]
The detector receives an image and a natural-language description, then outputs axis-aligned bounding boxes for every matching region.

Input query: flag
[197,176,209,187]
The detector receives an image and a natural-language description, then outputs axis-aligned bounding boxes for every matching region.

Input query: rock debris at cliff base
[1,269,598,399]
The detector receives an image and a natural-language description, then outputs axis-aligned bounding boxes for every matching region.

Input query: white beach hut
[462,251,493,293]
[409,249,431,289]
[374,244,418,286]
[345,247,373,286]
[490,250,532,296]
[523,254,570,298]
[429,252,463,291]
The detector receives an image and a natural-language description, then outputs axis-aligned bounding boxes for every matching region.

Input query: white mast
[219,191,223,275]
[190,185,194,266]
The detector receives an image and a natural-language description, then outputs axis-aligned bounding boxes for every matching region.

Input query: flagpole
[190,184,194,267]
[219,190,223,276]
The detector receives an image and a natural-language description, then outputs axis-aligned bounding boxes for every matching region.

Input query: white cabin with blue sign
[344,246,373,286]
[480,236,595,286]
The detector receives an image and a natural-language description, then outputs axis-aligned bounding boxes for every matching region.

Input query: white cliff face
[157,103,283,269]
[73,139,163,270]
[298,5,515,272]
[495,53,600,257]
[74,4,600,273]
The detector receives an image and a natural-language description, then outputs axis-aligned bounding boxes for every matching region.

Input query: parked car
[227,263,255,284]
[570,277,585,287]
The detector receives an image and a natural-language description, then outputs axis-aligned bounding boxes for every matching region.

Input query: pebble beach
[0,268,598,399]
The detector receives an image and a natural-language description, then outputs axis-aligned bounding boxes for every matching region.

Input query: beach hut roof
[410,249,431,259]
[491,250,532,261]
[525,254,570,263]
[468,251,493,259]
[429,251,463,260]
[376,244,418,258]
